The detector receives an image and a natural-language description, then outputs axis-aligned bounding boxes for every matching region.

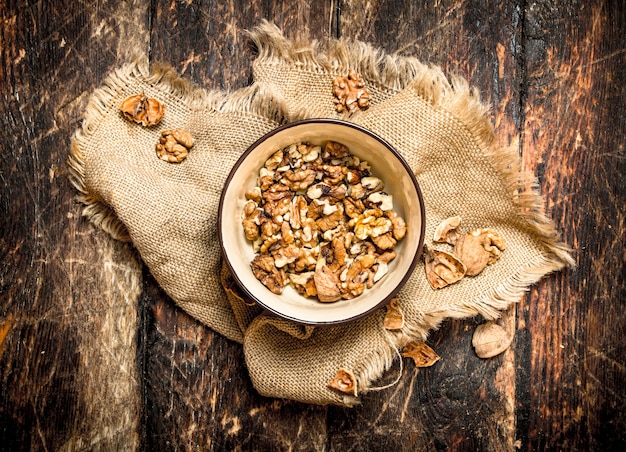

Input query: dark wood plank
[332,1,523,450]
[1,0,624,450]
[141,2,336,450]
[518,0,626,450]
[0,0,151,449]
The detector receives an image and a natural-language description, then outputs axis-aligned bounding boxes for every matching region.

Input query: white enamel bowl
[218,119,426,325]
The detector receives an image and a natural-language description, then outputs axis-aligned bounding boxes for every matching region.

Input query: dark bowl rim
[218,118,427,326]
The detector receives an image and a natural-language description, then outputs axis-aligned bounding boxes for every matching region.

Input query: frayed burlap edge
[67,23,575,406]
[245,22,575,404]
[68,55,294,246]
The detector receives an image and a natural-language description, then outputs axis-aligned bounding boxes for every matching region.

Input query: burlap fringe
[247,21,574,401]
[68,55,293,242]
[248,20,574,299]
[68,22,574,405]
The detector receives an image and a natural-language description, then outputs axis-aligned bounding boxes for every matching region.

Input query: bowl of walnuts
[219,119,426,325]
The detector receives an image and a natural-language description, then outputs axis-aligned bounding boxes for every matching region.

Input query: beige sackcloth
[69,22,573,406]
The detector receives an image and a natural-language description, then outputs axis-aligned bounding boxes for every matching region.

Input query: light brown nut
[323,141,350,159]
[120,93,165,126]
[367,192,394,211]
[343,197,365,219]
[281,169,317,191]
[402,342,441,367]
[314,263,342,302]
[371,232,396,250]
[264,149,284,171]
[155,129,194,163]
[262,183,292,202]
[472,321,513,358]
[328,369,358,396]
[386,210,407,240]
[423,245,466,289]
[373,250,397,282]
[289,195,308,230]
[383,298,404,330]
[250,254,288,294]
[319,164,348,185]
[343,254,375,283]
[245,187,262,203]
[316,207,345,232]
[361,176,384,193]
[353,214,391,241]
[241,201,261,241]
[349,183,367,200]
[300,144,321,162]
[332,69,371,114]
[454,228,506,276]
[433,216,462,245]
[272,243,300,268]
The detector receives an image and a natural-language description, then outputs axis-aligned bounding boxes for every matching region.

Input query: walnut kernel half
[332,70,371,113]
[156,129,194,163]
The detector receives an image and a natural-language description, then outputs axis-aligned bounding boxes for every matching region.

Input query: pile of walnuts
[120,93,194,163]
[424,216,506,289]
[242,141,406,302]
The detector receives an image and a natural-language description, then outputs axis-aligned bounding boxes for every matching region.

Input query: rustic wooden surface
[1,0,624,450]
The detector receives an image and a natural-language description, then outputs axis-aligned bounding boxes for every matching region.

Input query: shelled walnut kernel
[332,70,371,113]
[242,141,406,302]
[156,129,194,163]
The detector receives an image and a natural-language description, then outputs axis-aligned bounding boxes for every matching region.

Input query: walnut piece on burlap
[68,21,573,406]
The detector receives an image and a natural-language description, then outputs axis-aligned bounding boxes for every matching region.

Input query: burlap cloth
[69,22,573,406]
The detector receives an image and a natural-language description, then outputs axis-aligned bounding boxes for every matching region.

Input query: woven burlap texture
[69,22,573,406]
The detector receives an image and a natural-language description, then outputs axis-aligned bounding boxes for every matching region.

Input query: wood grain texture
[0,1,148,449]
[335,1,522,450]
[1,0,624,451]
[518,0,626,450]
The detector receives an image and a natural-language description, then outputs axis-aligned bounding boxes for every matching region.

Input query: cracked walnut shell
[332,70,371,113]
[423,245,466,289]
[402,341,441,367]
[156,129,194,163]
[454,228,506,276]
[383,298,404,330]
[433,216,462,245]
[328,369,358,396]
[120,93,165,126]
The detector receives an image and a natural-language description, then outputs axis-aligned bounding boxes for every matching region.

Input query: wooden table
[1,1,624,450]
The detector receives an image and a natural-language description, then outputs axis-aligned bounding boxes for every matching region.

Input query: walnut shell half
[454,228,506,276]
[120,93,165,126]
[423,245,466,289]
[402,341,441,367]
[433,216,462,245]
[328,369,358,396]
